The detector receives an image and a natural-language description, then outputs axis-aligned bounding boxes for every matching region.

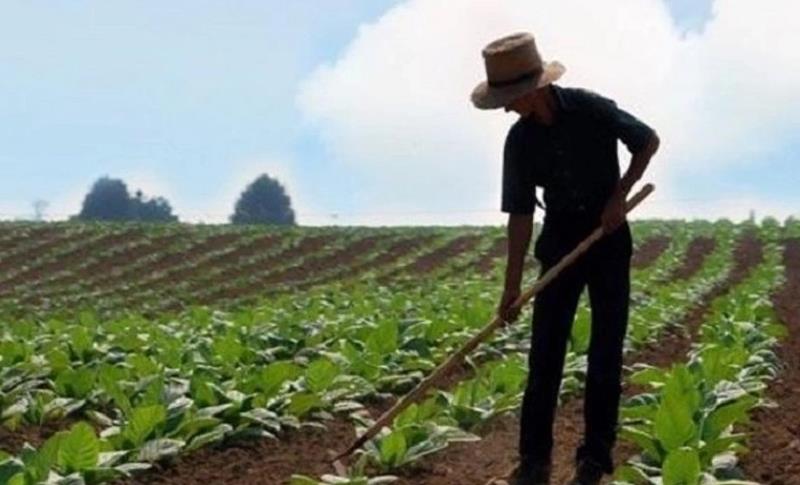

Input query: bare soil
[630,235,670,270]
[739,238,800,484]
[21,232,187,304]
[110,232,247,300]
[0,224,64,254]
[0,229,146,295]
[476,235,507,274]
[0,418,79,455]
[665,236,716,282]
[380,234,483,282]
[0,227,88,275]
[195,234,342,304]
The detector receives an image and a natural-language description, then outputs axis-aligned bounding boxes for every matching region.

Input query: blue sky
[1,0,797,224]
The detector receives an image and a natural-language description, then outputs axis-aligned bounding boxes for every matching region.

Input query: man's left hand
[601,186,626,233]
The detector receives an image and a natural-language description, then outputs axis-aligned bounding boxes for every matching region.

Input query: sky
[1,0,797,225]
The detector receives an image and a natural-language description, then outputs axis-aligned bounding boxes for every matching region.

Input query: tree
[75,177,178,222]
[77,177,132,221]
[32,199,49,221]
[131,190,178,222]
[230,174,296,225]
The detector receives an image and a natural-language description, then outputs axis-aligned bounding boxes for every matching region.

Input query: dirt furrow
[476,235,507,274]
[380,234,483,282]
[630,235,671,269]
[665,236,716,282]
[194,234,340,305]
[0,228,89,274]
[0,224,65,254]
[0,229,144,295]
[739,238,800,484]
[20,232,183,302]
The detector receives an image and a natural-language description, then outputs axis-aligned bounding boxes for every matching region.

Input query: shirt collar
[550,84,576,112]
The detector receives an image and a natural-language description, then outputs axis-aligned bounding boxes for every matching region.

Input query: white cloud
[298,0,800,224]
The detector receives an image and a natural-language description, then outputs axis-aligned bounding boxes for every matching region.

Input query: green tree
[75,177,178,222]
[77,177,132,221]
[131,190,178,222]
[230,174,296,225]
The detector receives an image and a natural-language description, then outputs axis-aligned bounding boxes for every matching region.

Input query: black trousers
[519,220,632,473]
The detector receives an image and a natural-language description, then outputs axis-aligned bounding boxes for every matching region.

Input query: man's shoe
[567,457,604,485]
[507,459,551,485]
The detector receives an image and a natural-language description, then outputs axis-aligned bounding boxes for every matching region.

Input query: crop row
[0,221,697,484]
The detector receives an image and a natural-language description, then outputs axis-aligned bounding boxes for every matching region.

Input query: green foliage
[230,174,295,225]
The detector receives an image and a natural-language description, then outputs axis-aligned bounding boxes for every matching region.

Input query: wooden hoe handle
[332,183,656,463]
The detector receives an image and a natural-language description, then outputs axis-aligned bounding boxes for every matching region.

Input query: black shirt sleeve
[501,124,536,214]
[584,91,655,154]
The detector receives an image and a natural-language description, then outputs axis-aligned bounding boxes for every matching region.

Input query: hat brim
[471,61,566,110]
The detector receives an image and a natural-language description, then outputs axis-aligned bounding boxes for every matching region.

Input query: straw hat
[471,32,566,110]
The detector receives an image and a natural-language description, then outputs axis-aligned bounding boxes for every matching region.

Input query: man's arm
[602,131,660,232]
[498,212,533,322]
[620,132,660,195]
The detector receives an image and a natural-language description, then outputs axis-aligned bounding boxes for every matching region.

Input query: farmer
[471,33,660,484]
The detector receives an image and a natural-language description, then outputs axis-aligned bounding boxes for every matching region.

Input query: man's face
[504,91,538,115]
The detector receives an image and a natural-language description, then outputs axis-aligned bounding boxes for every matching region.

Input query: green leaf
[27,430,64,481]
[366,321,398,355]
[185,424,232,452]
[57,422,100,473]
[702,395,757,441]
[289,476,321,485]
[306,359,340,393]
[613,464,649,484]
[629,366,669,387]
[0,457,24,485]
[69,327,94,361]
[259,361,302,398]
[619,425,661,461]
[137,438,184,462]
[212,334,243,365]
[55,368,96,399]
[123,405,167,448]
[98,366,132,417]
[287,392,323,417]
[654,367,698,451]
[379,430,407,468]
[662,447,701,485]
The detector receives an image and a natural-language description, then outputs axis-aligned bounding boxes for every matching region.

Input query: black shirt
[501,84,654,222]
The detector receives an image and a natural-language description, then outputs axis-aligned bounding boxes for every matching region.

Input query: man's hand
[601,185,626,234]
[498,286,522,324]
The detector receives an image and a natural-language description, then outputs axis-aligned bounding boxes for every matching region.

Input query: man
[471,33,660,485]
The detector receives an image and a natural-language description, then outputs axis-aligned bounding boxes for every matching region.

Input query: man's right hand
[498,286,522,324]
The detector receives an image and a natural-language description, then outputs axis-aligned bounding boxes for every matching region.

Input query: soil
[0,227,88,275]
[630,236,670,270]
[476,235,507,274]
[0,224,63,254]
[739,238,800,484]
[0,418,79,455]
[110,232,247,300]
[0,229,146,295]
[380,234,484,282]
[61,231,196,294]
[194,234,342,305]
[665,236,716,282]
[20,232,187,305]
[293,234,436,291]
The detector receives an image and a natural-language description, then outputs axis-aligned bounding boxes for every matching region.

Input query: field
[0,219,798,484]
